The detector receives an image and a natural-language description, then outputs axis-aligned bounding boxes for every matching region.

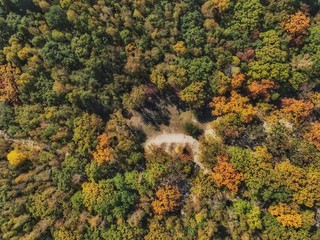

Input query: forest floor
[128,105,207,136]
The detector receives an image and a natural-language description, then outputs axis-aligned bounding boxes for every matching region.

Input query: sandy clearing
[145,133,198,147]
[145,129,215,174]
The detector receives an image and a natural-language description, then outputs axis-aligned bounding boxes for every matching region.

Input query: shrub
[184,122,203,139]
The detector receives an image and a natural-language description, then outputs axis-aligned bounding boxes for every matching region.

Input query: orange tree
[152,185,182,216]
[248,79,276,100]
[210,91,256,123]
[282,11,310,44]
[304,123,320,150]
[279,98,314,123]
[93,133,114,165]
[0,63,20,103]
[212,155,243,192]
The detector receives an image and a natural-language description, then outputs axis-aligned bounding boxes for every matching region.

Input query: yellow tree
[172,41,188,55]
[152,185,181,216]
[81,182,101,212]
[294,168,320,208]
[273,160,303,192]
[53,227,80,240]
[268,203,302,228]
[273,160,320,208]
[144,219,172,240]
[7,149,28,166]
[179,81,207,109]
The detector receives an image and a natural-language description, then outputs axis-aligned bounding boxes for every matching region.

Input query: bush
[184,122,203,139]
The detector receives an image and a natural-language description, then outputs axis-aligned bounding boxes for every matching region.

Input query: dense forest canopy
[0,0,320,239]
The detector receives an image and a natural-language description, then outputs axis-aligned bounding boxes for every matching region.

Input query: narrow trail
[145,126,215,174]
[0,130,51,150]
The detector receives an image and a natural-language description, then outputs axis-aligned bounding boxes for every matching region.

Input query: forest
[0,0,320,239]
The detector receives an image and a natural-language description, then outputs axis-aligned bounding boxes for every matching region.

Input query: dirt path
[0,131,51,150]
[145,133,198,148]
[145,125,214,174]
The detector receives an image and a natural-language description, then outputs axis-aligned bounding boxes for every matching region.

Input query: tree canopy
[0,0,319,239]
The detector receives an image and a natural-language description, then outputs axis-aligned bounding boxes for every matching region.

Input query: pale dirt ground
[144,124,215,175]
[127,105,217,174]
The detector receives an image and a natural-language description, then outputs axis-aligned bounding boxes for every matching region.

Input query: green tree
[72,112,103,156]
[180,10,205,48]
[179,56,214,82]
[226,0,264,48]
[45,5,67,28]
[82,175,138,220]
[247,30,290,83]
[40,41,78,68]
[179,81,207,108]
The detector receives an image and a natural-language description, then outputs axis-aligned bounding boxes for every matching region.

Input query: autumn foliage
[305,123,320,150]
[268,203,302,228]
[210,91,256,123]
[82,182,101,212]
[279,98,314,123]
[0,63,20,103]
[282,11,310,38]
[273,160,320,208]
[1,0,320,239]
[152,185,181,216]
[248,79,276,100]
[93,133,114,165]
[212,155,243,192]
[7,149,28,166]
[179,81,207,108]
[201,0,230,17]
[172,41,188,55]
[53,227,79,240]
[231,73,245,89]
